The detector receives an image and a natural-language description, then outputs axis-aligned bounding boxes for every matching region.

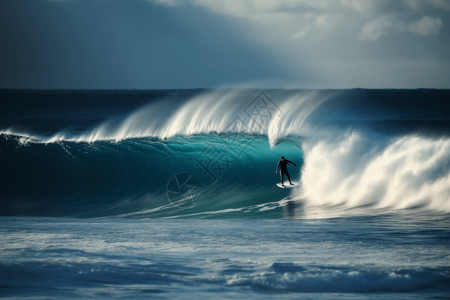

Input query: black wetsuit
[277,159,296,185]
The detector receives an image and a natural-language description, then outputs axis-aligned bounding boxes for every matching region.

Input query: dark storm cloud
[0,0,449,88]
[0,0,295,88]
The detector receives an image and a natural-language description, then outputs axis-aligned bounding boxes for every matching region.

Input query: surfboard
[276,182,298,189]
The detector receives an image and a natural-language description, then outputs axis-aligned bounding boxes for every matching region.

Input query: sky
[0,0,449,89]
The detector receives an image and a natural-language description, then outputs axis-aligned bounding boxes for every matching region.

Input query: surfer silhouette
[276,156,297,187]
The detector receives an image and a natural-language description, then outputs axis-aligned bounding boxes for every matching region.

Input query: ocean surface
[1,89,450,299]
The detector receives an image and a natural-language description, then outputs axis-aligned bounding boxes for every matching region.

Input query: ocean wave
[296,132,450,216]
[0,90,327,146]
[224,263,450,293]
[1,89,450,218]
[0,133,302,217]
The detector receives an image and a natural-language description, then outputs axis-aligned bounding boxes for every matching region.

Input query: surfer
[276,156,297,187]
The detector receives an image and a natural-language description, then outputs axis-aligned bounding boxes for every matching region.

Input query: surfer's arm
[287,160,297,167]
[275,162,280,174]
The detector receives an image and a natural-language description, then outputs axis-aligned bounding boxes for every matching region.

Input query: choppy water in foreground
[1,215,449,299]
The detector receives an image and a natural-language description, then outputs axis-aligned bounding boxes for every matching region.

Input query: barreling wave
[1,89,450,217]
[0,133,303,218]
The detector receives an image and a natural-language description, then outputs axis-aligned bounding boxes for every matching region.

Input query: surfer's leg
[286,171,292,184]
[280,172,284,185]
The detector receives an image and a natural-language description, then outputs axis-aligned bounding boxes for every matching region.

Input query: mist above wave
[1,89,329,146]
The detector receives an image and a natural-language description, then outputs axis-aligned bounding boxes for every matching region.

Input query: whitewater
[1,89,449,298]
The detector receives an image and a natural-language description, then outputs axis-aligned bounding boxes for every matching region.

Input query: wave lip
[0,89,327,146]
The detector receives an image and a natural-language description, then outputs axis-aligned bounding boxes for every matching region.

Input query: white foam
[1,89,326,144]
[295,132,450,213]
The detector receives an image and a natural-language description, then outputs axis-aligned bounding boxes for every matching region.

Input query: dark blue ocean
[1,89,450,299]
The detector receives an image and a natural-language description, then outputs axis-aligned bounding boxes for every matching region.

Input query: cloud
[152,0,180,6]
[151,0,373,18]
[404,0,450,11]
[29,0,448,88]
[430,0,450,10]
[359,15,443,40]
[358,17,392,41]
[148,0,449,88]
[409,16,443,36]
[292,14,334,39]
[152,0,446,42]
